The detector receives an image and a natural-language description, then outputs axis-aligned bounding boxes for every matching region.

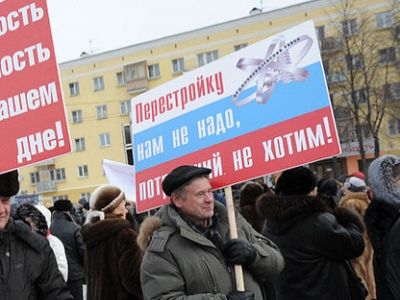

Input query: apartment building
[18,0,400,203]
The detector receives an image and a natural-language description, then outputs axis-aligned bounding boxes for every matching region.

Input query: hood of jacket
[81,217,132,248]
[256,194,330,234]
[368,155,400,205]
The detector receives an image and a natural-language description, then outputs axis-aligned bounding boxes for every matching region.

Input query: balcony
[124,61,149,94]
[36,181,56,193]
[35,159,55,167]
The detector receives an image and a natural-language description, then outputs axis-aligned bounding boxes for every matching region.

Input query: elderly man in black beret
[0,170,72,300]
[138,165,284,300]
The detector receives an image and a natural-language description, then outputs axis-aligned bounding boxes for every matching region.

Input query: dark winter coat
[50,211,85,281]
[81,217,143,300]
[138,202,285,300]
[365,154,400,300]
[0,218,73,300]
[257,194,365,300]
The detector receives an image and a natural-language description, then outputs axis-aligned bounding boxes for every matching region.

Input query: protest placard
[0,0,71,173]
[131,21,341,213]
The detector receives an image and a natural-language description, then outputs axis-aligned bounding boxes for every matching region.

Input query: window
[120,100,131,115]
[147,64,160,79]
[352,88,368,104]
[50,168,66,181]
[376,11,394,29]
[30,172,40,184]
[379,47,396,64]
[315,26,325,43]
[123,124,132,145]
[74,137,86,151]
[389,119,400,135]
[93,76,104,91]
[99,133,111,147]
[78,165,89,178]
[346,54,363,70]
[172,58,185,73]
[116,71,125,86]
[69,82,79,96]
[197,50,219,66]
[342,19,358,36]
[384,82,400,100]
[328,72,346,84]
[234,43,248,51]
[96,105,107,119]
[72,110,82,124]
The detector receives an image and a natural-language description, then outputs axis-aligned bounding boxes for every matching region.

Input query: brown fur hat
[0,170,19,197]
[90,184,125,213]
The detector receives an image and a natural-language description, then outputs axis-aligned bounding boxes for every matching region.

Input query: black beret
[0,170,19,197]
[275,166,317,196]
[162,165,212,196]
[53,199,73,212]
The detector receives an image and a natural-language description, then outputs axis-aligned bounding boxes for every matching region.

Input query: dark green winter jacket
[139,202,284,300]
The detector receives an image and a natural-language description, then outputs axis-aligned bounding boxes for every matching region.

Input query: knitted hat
[89,184,125,213]
[317,178,339,197]
[15,203,48,237]
[53,199,73,212]
[162,165,211,196]
[344,176,367,193]
[275,166,317,196]
[0,170,19,197]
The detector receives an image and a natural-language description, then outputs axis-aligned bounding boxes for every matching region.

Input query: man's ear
[171,194,182,208]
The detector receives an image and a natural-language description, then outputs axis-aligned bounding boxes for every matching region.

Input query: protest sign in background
[0,0,71,174]
[103,159,136,202]
[131,21,341,213]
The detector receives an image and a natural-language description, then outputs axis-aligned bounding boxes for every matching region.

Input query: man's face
[0,196,11,230]
[173,177,214,227]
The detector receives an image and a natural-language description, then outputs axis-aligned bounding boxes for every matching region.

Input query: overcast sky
[47,0,309,63]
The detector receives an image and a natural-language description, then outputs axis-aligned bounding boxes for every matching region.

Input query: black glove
[222,239,256,266]
[227,291,254,300]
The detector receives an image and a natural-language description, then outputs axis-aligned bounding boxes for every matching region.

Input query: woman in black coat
[257,167,365,300]
[81,185,143,300]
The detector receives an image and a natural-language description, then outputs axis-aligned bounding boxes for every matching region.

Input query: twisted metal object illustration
[232,35,313,106]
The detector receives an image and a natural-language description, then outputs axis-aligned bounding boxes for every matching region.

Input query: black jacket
[365,200,400,300]
[50,211,85,281]
[257,195,365,300]
[0,218,72,300]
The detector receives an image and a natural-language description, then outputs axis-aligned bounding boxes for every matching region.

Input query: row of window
[52,192,91,202]
[30,166,89,185]
[71,100,131,124]
[341,11,396,37]
[74,133,111,151]
[68,44,248,97]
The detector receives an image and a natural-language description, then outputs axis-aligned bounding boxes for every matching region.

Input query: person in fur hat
[0,170,72,299]
[257,166,366,300]
[80,184,143,300]
[364,155,400,300]
[138,165,284,300]
[339,177,376,299]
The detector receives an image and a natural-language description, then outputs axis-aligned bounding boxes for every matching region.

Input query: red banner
[0,0,71,173]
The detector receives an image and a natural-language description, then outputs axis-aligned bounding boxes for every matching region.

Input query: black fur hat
[0,170,19,197]
[275,166,317,196]
[53,199,73,212]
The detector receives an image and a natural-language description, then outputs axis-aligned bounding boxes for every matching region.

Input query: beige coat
[340,192,376,300]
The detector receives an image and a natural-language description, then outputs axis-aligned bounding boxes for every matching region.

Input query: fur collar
[256,194,330,234]
[340,192,370,206]
[81,218,132,247]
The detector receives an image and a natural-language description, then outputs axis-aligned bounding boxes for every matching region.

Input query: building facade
[18,0,400,203]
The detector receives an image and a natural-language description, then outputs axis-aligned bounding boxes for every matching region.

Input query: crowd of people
[1,154,399,299]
